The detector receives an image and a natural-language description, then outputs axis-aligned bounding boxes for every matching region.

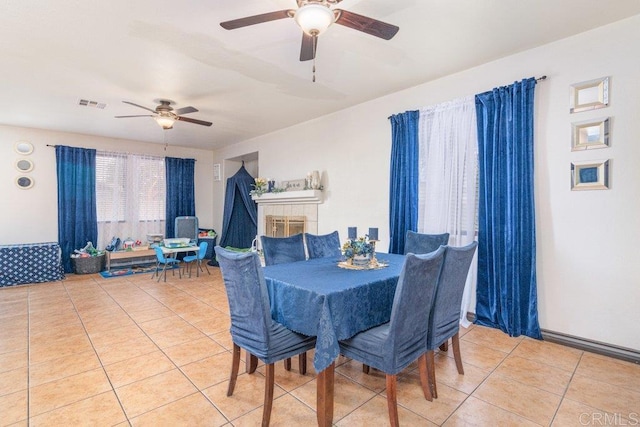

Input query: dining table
[263,252,406,427]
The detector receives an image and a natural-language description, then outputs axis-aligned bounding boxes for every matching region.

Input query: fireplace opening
[265,215,306,238]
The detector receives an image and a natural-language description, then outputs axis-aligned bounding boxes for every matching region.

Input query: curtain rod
[388,75,548,119]
[46,144,196,161]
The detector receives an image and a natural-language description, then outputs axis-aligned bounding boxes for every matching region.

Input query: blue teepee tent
[219,165,257,249]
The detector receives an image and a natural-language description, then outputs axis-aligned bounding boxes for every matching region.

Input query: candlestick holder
[368,240,379,266]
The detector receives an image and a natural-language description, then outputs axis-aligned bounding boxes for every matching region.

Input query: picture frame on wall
[570,76,609,113]
[571,117,610,151]
[571,159,610,191]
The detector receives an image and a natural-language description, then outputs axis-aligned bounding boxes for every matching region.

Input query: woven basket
[72,254,105,274]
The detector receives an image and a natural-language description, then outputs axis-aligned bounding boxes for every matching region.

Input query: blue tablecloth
[0,242,65,287]
[263,253,405,372]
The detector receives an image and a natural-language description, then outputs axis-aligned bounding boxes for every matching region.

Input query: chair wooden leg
[362,364,370,374]
[228,343,241,396]
[246,352,258,374]
[203,261,211,275]
[298,352,307,375]
[452,332,464,375]
[417,353,433,401]
[439,340,448,352]
[262,363,275,427]
[426,350,437,398]
[284,358,291,371]
[385,374,399,427]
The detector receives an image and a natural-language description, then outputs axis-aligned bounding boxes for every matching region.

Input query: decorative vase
[352,254,370,267]
[311,170,320,189]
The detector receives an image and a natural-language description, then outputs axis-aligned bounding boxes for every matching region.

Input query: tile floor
[1,268,639,426]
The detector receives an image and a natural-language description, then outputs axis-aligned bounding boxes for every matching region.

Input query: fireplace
[252,189,323,249]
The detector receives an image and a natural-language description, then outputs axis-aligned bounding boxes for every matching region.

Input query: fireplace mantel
[252,189,323,205]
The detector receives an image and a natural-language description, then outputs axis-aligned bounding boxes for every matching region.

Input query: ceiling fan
[114,100,213,129]
[220,0,399,62]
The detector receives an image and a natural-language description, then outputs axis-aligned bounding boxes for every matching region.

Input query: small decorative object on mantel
[311,170,321,189]
[249,177,268,197]
[282,179,306,191]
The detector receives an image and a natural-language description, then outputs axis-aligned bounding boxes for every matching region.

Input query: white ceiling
[1,0,639,150]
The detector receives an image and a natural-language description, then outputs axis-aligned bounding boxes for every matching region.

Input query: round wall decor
[15,158,34,172]
[16,176,35,189]
[14,141,34,155]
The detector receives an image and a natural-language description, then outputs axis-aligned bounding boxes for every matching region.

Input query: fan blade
[122,101,156,113]
[300,33,318,61]
[114,115,153,118]
[177,116,213,127]
[174,106,198,115]
[220,10,293,30]
[334,9,399,40]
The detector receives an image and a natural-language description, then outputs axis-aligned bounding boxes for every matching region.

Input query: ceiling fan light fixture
[154,114,175,129]
[294,4,334,36]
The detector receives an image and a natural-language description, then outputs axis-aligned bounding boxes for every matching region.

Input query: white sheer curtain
[418,96,478,327]
[96,151,166,250]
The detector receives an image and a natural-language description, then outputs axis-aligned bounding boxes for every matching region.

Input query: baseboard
[541,329,640,365]
[465,312,640,365]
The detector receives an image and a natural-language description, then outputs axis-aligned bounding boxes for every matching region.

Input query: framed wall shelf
[570,77,609,113]
[571,117,610,151]
[571,159,610,191]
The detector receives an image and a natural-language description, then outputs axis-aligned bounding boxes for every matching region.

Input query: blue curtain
[55,146,97,273]
[165,157,196,238]
[474,78,542,339]
[219,165,257,249]
[388,111,419,254]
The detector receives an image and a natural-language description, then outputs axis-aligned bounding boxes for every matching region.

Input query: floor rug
[99,264,178,279]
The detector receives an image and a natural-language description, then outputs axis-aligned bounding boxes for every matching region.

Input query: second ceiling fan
[115,100,212,129]
[220,0,399,62]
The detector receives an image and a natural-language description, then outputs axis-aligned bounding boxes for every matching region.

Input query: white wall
[0,126,215,245]
[212,15,640,352]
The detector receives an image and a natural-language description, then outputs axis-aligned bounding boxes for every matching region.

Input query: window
[95,151,166,249]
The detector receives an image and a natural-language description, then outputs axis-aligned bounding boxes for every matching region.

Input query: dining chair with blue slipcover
[305,231,341,259]
[183,241,210,278]
[338,247,446,426]
[152,246,181,282]
[214,246,315,427]
[426,242,478,398]
[404,230,450,255]
[260,233,306,266]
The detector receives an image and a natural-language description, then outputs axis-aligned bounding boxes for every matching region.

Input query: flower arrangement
[249,177,268,197]
[342,237,374,259]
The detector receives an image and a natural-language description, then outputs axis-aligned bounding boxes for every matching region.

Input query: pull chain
[312,34,317,83]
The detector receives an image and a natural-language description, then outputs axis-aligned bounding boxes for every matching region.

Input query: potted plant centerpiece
[342,236,374,267]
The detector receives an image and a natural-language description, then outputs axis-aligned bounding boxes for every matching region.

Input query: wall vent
[78,99,106,109]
